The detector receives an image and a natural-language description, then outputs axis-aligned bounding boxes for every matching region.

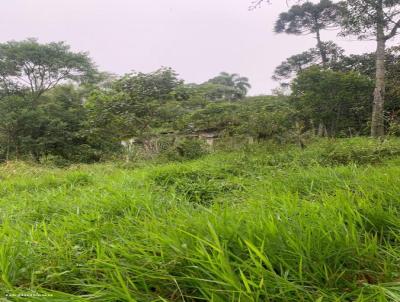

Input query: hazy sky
[1,0,379,94]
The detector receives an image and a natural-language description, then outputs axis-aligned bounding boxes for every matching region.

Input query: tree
[197,83,243,102]
[274,0,343,66]
[0,39,100,162]
[291,67,374,136]
[0,38,96,102]
[36,85,99,162]
[0,85,104,162]
[273,41,344,83]
[207,72,251,100]
[175,95,296,142]
[329,46,400,122]
[86,67,185,141]
[182,102,241,134]
[273,49,319,83]
[0,95,29,160]
[329,52,376,76]
[234,96,297,141]
[340,0,400,137]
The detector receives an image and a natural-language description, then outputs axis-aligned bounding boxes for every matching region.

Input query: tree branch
[249,0,268,10]
[385,18,400,40]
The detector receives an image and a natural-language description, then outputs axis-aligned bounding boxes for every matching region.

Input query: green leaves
[206,72,251,100]
[0,38,96,100]
[274,0,342,35]
[272,41,344,83]
[291,67,374,136]
[85,67,184,141]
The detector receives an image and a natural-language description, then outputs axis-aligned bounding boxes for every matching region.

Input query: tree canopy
[275,0,343,65]
[0,38,96,101]
[339,0,400,136]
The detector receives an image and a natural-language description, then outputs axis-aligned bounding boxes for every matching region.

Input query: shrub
[388,120,400,136]
[163,138,209,161]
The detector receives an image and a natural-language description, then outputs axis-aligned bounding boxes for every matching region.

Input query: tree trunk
[318,122,327,137]
[6,135,10,161]
[371,1,386,138]
[315,29,327,67]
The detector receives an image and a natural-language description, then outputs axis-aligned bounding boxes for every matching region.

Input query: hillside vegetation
[1,138,400,301]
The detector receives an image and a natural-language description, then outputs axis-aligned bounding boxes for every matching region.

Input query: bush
[163,138,209,161]
[388,120,400,136]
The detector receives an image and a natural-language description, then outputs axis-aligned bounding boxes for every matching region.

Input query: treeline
[0,39,257,163]
[267,0,400,138]
[1,35,400,164]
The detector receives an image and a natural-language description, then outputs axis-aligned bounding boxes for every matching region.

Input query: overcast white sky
[1,0,379,94]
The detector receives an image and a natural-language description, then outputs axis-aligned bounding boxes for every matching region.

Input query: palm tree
[208,72,251,100]
[233,75,251,96]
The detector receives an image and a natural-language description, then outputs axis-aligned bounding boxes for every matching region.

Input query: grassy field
[1,138,400,301]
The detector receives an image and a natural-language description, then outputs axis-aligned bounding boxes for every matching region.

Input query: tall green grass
[0,138,400,301]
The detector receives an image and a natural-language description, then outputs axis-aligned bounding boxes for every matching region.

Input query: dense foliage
[291,67,373,136]
[270,0,400,137]
[2,13,400,163]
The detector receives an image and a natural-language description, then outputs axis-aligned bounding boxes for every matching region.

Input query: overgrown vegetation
[2,1,400,300]
[1,138,400,301]
[1,33,400,164]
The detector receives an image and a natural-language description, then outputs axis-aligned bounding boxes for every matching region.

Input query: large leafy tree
[0,38,96,102]
[340,0,400,137]
[0,39,100,162]
[86,67,185,141]
[0,85,102,162]
[273,49,320,83]
[329,46,400,119]
[291,67,374,136]
[0,95,30,160]
[175,95,296,141]
[274,0,343,66]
